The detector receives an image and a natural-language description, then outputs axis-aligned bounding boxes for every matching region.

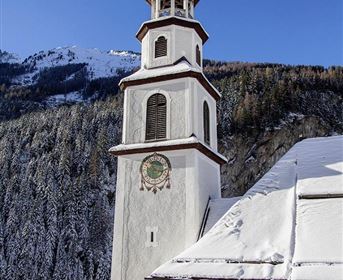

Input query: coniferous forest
[0,57,342,279]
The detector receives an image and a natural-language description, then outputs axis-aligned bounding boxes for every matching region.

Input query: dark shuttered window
[203,101,210,146]
[146,94,167,141]
[196,45,201,66]
[155,36,168,58]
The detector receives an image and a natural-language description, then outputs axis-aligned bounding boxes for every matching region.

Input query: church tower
[110,1,227,279]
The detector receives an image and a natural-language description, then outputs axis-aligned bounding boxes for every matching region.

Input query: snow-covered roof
[202,198,241,237]
[150,136,343,280]
[120,60,198,83]
[109,136,227,164]
[119,60,221,99]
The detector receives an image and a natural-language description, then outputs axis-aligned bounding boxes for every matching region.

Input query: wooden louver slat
[146,94,167,141]
[155,36,168,58]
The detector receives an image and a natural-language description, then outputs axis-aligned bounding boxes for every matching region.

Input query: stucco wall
[193,81,218,151]
[141,25,202,69]
[112,151,188,280]
[112,149,222,280]
[123,78,218,149]
[123,79,190,144]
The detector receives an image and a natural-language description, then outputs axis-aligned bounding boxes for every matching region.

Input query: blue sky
[1,0,342,66]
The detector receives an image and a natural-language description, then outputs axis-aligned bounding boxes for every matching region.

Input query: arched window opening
[196,45,201,66]
[175,0,184,9]
[188,1,193,18]
[155,36,168,58]
[175,0,186,17]
[203,101,210,146]
[146,94,167,141]
[160,0,171,9]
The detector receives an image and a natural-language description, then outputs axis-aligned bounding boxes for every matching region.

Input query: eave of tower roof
[119,60,221,102]
[136,16,209,44]
[109,136,227,165]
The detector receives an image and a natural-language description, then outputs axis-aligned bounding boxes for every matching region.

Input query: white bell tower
[110,1,227,279]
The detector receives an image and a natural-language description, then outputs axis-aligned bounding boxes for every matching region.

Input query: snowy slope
[150,136,343,280]
[0,50,21,64]
[16,46,141,85]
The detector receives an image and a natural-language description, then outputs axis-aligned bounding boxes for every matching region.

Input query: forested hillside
[0,56,342,279]
[0,97,123,279]
[204,61,343,195]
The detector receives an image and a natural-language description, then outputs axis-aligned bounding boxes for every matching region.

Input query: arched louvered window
[196,45,201,66]
[155,36,168,58]
[146,94,167,141]
[203,101,210,146]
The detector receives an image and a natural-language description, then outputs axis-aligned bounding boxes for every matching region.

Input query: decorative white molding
[122,89,131,144]
[151,31,172,67]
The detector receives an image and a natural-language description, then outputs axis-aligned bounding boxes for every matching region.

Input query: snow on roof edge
[109,136,228,163]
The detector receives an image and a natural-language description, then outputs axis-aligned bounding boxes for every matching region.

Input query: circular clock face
[141,153,171,186]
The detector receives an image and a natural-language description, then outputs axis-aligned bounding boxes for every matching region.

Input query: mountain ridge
[0,50,21,64]
[8,46,141,86]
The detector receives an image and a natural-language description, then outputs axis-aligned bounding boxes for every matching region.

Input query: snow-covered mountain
[15,46,141,85]
[0,50,21,64]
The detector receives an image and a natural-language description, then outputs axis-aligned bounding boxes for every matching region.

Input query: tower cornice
[136,17,209,44]
[119,69,221,102]
[109,137,227,165]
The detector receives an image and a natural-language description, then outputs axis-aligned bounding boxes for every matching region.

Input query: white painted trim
[171,0,175,16]
[122,89,131,144]
[185,79,192,137]
[151,0,155,19]
[111,158,127,280]
[172,25,176,62]
[184,0,189,18]
[193,81,200,137]
[142,89,172,142]
[188,79,195,136]
[185,150,197,247]
[156,0,160,18]
[192,32,196,67]
[190,1,194,18]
